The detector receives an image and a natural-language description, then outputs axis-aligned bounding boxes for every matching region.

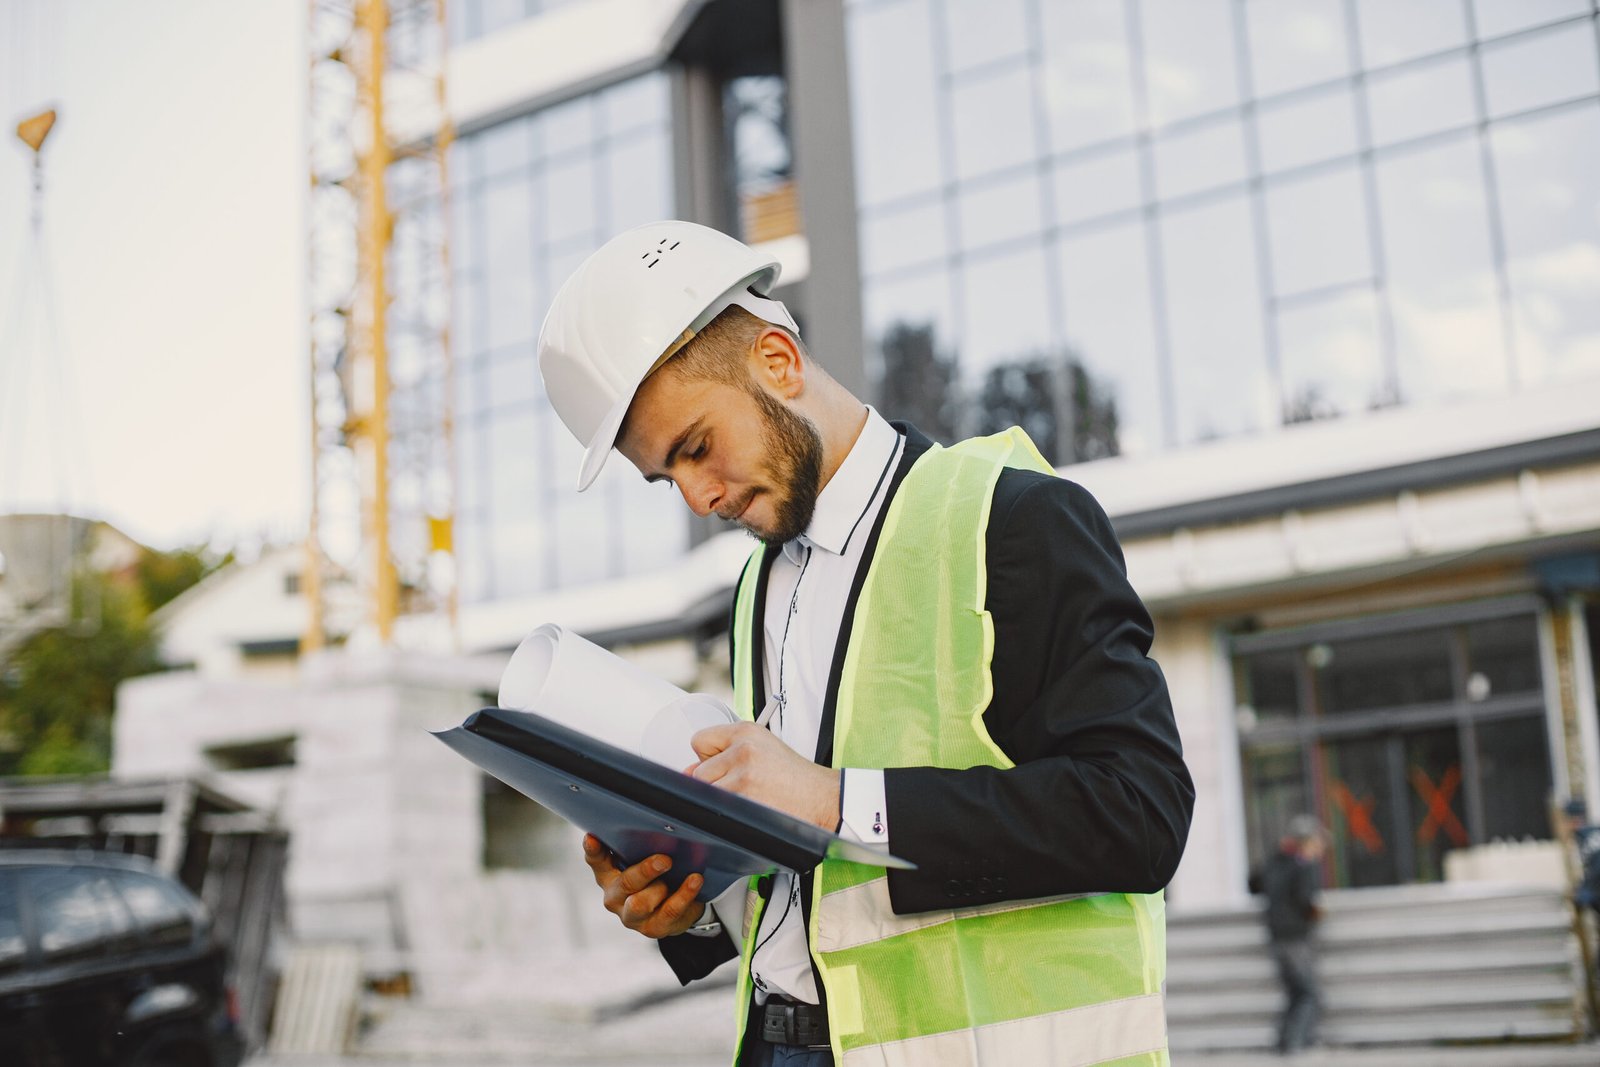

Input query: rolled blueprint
[498,623,733,768]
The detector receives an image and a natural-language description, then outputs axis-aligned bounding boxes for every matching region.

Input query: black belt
[759,997,829,1047]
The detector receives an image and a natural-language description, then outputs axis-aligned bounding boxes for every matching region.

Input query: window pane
[535,94,595,158]
[1475,715,1554,840]
[479,114,534,179]
[482,177,535,350]
[1316,630,1455,713]
[486,349,540,412]
[1493,103,1600,387]
[1056,221,1165,456]
[1471,0,1589,40]
[1152,116,1248,200]
[1377,137,1509,404]
[1040,0,1137,151]
[1356,0,1467,68]
[108,870,195,949]
[616,478,691,575]
[457,514,491,603]
[957,172,1044,253]
[1161,194,1272,444]
[605,132,673,233]
[1053,146,1142,226]
[1242,743,1309,873]
[485,409,542,521]
[0,873,23,972]
[600,73,668,138]
[941,0,1028,73]
[1321,734,1400,887]
[475,0,531,38]
[950,68,1040,182]
[1464,615,1542,699]
[1366,55,1477,148]
[847,0,944,206]
[1140,0,1241,126]
[1278,287,1385,422]
[866,268,961,434]
[1480,23,1600,119]
[27,868,134,962]
[553,496,614,586]
[1256,86,1359,174]
[959,243,1053,377]
[541,156,598,247]
[488,515,549,597]
[1246,0,1350,99]
[1240,649,1301,725]
[1267,165,1372,297]
[861,198,949,278]
[1404,726,1466,883]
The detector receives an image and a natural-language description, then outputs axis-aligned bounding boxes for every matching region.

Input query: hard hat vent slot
[641,238,683,269]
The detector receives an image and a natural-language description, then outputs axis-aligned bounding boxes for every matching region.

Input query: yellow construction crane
[304,0,457,650]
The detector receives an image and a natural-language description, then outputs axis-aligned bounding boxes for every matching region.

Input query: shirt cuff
[838,768,890,847]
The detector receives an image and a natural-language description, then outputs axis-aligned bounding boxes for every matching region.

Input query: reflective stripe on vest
[730,428,1168,1066]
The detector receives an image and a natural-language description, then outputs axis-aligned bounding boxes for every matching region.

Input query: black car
[0,849,245,1067]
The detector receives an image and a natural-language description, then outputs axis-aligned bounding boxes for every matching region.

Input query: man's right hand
[582,834,706,939]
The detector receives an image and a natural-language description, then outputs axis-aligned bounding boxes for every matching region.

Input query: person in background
[1262,814,1326,1055]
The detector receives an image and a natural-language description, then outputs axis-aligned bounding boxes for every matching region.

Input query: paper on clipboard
[434,622,915,890]
[498,622,736,770]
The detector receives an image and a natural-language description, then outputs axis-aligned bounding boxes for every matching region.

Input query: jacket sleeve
[881,473,1194,914]
[658,927,739,985]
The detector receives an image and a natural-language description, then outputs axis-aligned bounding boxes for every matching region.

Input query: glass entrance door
[1318,727,1467,888]
[1237,605,1553,888]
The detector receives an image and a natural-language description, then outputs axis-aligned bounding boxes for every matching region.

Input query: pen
[755,695,781,729]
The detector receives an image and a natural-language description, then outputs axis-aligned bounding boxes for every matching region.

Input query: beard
[740,384,823,546]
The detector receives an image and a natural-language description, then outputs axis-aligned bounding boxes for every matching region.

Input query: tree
[0,540,225,776]
[973,351,1121,465]
[877,321,962,444]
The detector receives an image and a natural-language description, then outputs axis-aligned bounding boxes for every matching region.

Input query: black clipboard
[434,707,914,899]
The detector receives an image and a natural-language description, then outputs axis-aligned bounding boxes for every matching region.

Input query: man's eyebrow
[644,417,706,484]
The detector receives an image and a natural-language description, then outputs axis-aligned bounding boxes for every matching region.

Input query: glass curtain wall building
[441,0,1600,897]
[450,74,686,604]
[845,0,1600,462]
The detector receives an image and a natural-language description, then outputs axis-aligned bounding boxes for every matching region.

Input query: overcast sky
[1,0,306,552]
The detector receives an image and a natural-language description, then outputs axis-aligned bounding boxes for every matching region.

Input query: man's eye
[690,441,708,460]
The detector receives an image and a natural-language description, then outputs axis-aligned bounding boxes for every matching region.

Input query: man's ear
[752,327,805,399]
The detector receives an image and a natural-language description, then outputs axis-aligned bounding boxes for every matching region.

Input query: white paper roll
[498,623,731,763]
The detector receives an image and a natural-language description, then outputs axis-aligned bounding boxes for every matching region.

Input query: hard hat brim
[576,393,631,491]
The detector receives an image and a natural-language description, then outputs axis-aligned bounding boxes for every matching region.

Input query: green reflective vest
[727,428,1169,1067]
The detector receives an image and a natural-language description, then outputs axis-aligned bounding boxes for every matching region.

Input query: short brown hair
[663,304,775,387]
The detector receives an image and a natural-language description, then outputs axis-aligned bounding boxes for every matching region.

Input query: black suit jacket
[660,425,1194,982]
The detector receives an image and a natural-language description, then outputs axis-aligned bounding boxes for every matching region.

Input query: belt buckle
[779,1003,799,1044]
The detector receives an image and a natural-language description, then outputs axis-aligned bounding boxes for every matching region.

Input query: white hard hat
[537,220,799,491]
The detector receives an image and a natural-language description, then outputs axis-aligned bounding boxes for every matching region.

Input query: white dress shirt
[738,407,903,1004]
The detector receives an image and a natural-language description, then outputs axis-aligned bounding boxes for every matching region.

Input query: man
[536,220,1193,1066]
[1260,816,1326,1055]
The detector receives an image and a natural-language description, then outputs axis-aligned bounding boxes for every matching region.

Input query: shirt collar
[782,407,900,564]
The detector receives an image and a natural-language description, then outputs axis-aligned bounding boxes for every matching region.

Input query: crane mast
[305,0,457,651]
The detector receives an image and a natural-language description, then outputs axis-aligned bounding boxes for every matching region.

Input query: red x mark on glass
[1332,781,1385,854]
[1410,765,1469,847]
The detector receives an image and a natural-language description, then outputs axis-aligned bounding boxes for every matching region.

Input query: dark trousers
[1271,938,1320,1053]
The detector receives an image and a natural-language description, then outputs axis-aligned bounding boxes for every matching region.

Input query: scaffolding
[305,0,457,650]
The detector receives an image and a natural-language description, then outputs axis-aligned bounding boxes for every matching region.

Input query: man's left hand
[688,722,840,830]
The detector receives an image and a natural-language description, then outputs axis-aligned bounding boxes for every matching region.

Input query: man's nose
[679,475,722,518]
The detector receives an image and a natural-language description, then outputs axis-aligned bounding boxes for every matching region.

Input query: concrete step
[1169,973,1575,1023]
[1164,883,1584,1051]
[1169,942,1571,988]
